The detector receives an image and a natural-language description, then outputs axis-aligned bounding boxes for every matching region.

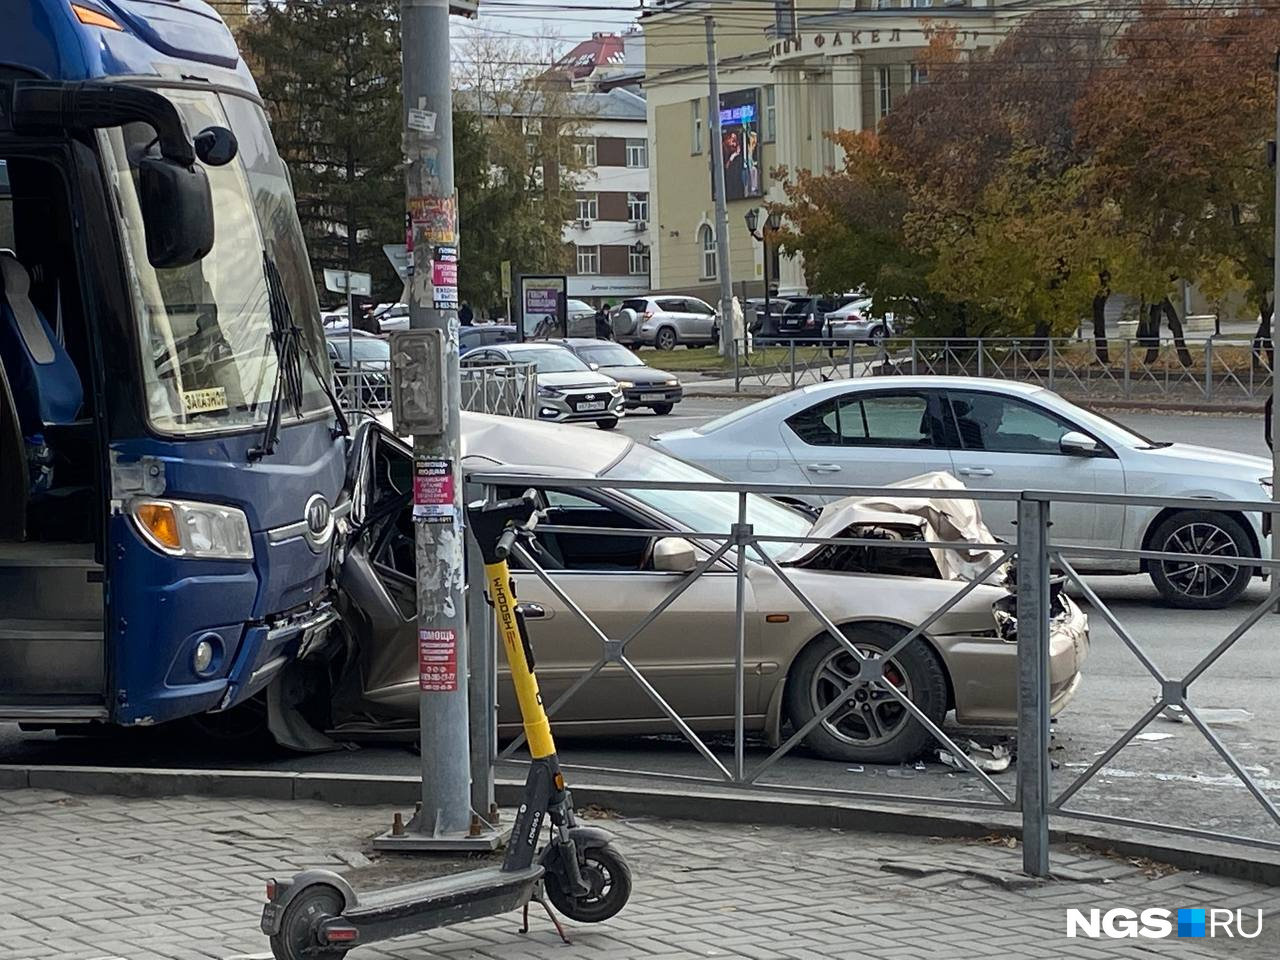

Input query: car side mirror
[1060,431,1099,457]
[589,362,600,371]
[652,536,697,573]
[138,157,215,267]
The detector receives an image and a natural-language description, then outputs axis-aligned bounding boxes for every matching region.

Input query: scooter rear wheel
[545,843,632,923]
[269,884,349,960]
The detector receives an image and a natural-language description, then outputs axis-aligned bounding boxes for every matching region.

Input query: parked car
[613,295,718,350]
[460,323,518,352]
[746,296,806,338]
[653,376,1274,609]
[556,338,684,414]
[339,414,1088,763]
[824,298,896,344]
[326,331,390,408]
[775,295,857,341]
[374,302,410,334]
[461,341,625,429]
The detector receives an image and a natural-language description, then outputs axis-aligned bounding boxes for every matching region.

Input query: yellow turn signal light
[72,4,124,30]
[135,501,181,551]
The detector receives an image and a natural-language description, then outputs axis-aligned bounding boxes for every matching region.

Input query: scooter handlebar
[495,526,519,561]
[468,489,541,564]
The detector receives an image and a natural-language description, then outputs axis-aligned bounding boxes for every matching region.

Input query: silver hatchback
[614,296,718,350]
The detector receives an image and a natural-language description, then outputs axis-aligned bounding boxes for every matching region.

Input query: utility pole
[1271,52,1279,613]
[382,0,475,849]
[705,16,735,365]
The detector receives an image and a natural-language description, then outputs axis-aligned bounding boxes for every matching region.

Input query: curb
[682,387,1265,414]
[4,763,1278,885]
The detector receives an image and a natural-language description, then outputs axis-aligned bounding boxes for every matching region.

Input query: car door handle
[956,467,994,477]
[515,602,548,620]
[805,463,843,474]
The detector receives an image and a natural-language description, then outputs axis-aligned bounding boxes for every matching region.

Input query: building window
[577,245,600,275]
[691,100,703,155]
[576,193,598,221]
[877,66,893,119]
[625,138,649,168]
[910,63,929,86]
[629,246,650,276]
[574,139,597,166]
[763,85,777,143]
[699,224,717,280]
[627,191,649,223]
[522,116,542,136]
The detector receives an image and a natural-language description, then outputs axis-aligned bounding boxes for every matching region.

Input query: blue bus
[0,0,349,744]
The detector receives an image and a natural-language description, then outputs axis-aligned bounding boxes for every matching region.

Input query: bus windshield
[99,88,329,435]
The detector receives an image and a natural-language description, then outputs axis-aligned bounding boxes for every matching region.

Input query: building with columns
[642,0,1055,303]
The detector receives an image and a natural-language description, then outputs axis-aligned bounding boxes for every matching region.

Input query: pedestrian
[595,302,614,340]
[459,302,474,326]
[355,302,380,335]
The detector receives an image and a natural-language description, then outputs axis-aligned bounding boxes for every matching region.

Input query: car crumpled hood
[777,471,1009,583]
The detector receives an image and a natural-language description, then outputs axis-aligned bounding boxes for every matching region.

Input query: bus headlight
[131,499,254,560]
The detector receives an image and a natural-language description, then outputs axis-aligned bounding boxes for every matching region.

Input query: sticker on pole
[413,458,456,524]
[419,628,458,691]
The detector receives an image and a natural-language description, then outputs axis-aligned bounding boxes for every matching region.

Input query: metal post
[789,339,796,390]
[762,233,771,345]
[733,493,749,782]
[977,339,984,379]
[466,489,496,823]
[1016,497,1051,877]
[393,0,481,849]
[705,16,735,371]
[1123,337,1131,399]
[1205,337,1214,401]
[345,270,354,388]
[1048,337,1055,390]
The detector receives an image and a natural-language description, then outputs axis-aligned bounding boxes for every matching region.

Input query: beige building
[643,0,1054,303]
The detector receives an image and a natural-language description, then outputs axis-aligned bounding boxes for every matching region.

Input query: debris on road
[1134,732,1175,742]
[936,741,1011,774]
[1159,704,1253,726]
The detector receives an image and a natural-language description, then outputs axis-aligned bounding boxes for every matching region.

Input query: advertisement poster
[717,89,763,202]
[419,628,457,691]
[412,458,456,524]
[519,275,567,339]
[408,195,457,245]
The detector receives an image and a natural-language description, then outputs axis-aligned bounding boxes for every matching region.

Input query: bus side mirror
[139,157,214,268]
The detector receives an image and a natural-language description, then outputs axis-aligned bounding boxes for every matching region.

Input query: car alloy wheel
[809,645,913,748]
[1150,511,1253,609]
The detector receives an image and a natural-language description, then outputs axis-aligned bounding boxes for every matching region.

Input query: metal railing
[731,336,1275,402]
[335,360,538,420]
[461,470,1279,876]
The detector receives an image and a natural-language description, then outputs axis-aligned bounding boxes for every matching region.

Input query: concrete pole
[403,0,471,840]
[705,17,735,365]
[1271,53,1279,612]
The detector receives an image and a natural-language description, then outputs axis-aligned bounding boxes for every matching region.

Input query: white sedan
[823,298,895,343]
[653,376,1273,609]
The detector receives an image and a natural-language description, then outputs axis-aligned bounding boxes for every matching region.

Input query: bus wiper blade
[248,254,304,461]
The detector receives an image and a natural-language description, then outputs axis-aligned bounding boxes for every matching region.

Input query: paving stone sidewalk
[2,788,1277,960]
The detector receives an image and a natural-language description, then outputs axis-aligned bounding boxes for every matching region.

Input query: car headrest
[0,251,55,364]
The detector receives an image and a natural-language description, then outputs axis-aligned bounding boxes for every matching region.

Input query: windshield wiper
[248,254,349,461]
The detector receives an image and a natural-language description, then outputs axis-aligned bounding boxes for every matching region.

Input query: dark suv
[774,295,856,341]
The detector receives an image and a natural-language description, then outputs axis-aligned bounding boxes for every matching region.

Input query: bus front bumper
[216,603,340,712]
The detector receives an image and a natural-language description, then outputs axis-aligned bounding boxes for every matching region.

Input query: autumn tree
[453,33,593,312]
[1076,0,1280,363]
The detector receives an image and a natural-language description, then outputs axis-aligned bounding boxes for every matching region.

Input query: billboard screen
[717,88,763,202]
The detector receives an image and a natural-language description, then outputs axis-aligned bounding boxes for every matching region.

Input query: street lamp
[745,208,782,337]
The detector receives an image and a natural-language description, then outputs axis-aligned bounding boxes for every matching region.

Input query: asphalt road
[1,403,1276,852]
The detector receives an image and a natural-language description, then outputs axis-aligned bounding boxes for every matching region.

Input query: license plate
[578,400,606,411]
[640,392,666,401]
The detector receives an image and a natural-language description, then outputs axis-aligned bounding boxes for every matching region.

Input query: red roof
[553,33,625,80]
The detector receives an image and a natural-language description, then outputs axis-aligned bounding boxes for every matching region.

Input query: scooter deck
[345,864,544,941]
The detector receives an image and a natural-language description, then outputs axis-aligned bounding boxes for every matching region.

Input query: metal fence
[335,360,538,421]
[732,336,1275,402]
[462,470,1279,876]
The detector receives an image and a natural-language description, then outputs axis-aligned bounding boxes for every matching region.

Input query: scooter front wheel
[269,884,349,960]
[545,843,632,923]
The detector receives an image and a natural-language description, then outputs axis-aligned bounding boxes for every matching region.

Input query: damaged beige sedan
[336,415,1088,764]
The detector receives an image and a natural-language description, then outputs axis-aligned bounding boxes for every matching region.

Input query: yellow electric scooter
[261,492,631,959]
